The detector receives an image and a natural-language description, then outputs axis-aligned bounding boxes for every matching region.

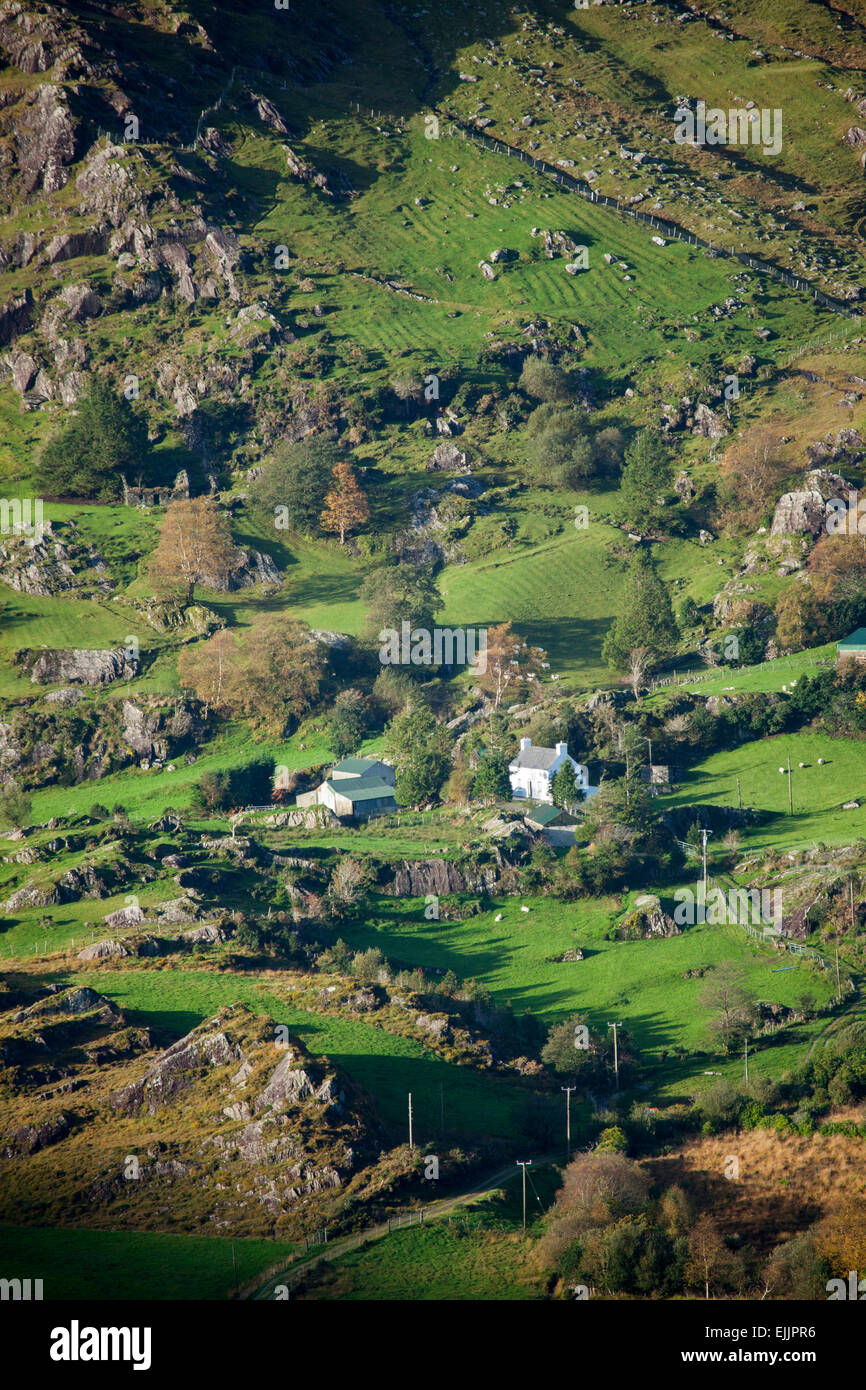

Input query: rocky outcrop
[202,547,282,591]
[77,938,131,961]
[111,1028,242,1116]
[253,1050,337,1113]
[0,522,111,597]
[102,903,146,931]
[616,897,680,940]
[26,647,139,685]
[0,290,33,346]
[770,468,850,537]
[427,441,472,472]
[692,403,727,439]
[134,599,223,640]
[121,699,208,761]
[16,84,76,194]
[75,143,146,226]
[3,1111,72,1157]
[388,857,516,897]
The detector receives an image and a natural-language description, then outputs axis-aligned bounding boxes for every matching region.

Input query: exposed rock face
[3,1111,72,1157]
[75,143,145,225]
[281,144,351,196]
[121,699,207,760]
[17,84,76,193]
[0,290,33,346]
[692,403,727,439]
[14,986,118,1023]
[27,647,139,685]
[102,904,146,931]
[388,857,514,896]
[200,547,282,591]
[770,490,827,537]
[427,441,472,472]
[111,1029,242,1115]
[77,938,131,961]
[44,228,107,263]
[534,228,580,258]
[770,469,850,537]
[181,923,224,944]
[0,523,111,597]
[617,900,680,939]
[253,1051,336,1113]
[674,470,695,502]
[134,600,222,640]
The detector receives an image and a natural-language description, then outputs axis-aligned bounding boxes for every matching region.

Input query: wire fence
[646,653,834,693]
[444,117,862,322]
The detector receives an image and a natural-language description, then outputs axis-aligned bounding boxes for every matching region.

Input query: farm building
[523,803,578,847]
[836,628,866,663]
[508,738,595,803]
[296,756,397,820]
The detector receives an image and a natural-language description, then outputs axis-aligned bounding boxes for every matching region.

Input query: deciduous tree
[320,460,369,545]
[149,499,238,604]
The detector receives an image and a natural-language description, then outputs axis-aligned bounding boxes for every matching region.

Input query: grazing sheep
[799,762,806,768]
[818,758,826,765]
[779,767,785,773]
[495,913,503,922]
[521,905,530,913]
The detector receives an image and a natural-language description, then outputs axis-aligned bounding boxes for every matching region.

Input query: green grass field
[661,730,866,850]
[295,1219,541,1301]
[0,1224,297,1300]
[318,890,837,1098]
[67,968,538,1143]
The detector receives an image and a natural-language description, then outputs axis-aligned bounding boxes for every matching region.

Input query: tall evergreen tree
[36,378,152,501]
[602,550,678,670]
[619,429,673,527]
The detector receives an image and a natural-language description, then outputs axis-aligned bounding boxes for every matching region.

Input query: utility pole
[836,947,842,1001]
[517,1160,532,1231]
[701,828,709,893]
[786,755,793,816]
[744,1038,749,1088]
[608,1022,623,1091]
[562,1085,575,1160]
[736,776,742,812]
[850,879,855,931]
[646,736,653,767]
[408,1092,414,1150]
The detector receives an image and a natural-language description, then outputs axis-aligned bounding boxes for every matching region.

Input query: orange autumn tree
[320,461,369,545]
[478,621,547,708]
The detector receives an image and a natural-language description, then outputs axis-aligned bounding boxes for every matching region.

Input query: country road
[247,1152,565,1300]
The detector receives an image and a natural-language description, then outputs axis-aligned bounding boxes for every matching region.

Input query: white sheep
[779,767,785,774]
[521,905,530,913]
[495,913,503,922]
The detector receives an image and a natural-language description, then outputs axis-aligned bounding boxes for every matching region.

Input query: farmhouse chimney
[520,737,531,750]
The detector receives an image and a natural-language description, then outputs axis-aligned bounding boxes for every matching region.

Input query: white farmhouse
[508,738,595,804]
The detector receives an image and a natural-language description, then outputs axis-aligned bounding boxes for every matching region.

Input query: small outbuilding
[837,628,866,663]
